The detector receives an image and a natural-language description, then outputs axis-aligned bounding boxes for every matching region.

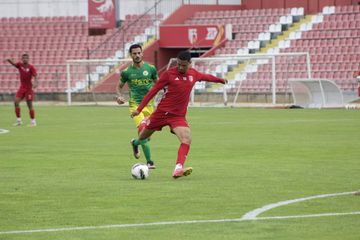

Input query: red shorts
[16,88,34,101]
[145,110,189,131]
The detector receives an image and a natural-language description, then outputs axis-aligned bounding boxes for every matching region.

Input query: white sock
[175,164,183,170]
[31,119,36,124]
[17,118,22,122]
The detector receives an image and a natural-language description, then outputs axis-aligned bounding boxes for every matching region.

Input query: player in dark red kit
[6,53,38,126]
[130,51,227,178]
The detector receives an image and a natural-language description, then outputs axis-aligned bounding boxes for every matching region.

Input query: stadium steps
[221,15,313,83]
[259,15,313,53]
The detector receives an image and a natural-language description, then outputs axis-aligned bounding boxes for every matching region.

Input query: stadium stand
[185,8,291,55]
[1,3,359,97]
[0,14,160,93]
[284,5,360,92]
[184,6,359,94]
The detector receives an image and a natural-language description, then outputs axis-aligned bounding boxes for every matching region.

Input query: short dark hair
[177,51,191,61]
[129,44,142,53]
[22,53,29,57]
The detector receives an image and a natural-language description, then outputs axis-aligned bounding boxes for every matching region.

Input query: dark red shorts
[16,88,34,101]
[145,110,189,131]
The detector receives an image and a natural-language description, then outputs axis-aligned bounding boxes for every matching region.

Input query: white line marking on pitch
[0,129,10,134]
[0,191,358,235]
[242,191,355,220]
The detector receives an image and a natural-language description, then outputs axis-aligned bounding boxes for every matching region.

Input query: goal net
[66,58,133,105]
[166,52,311,107]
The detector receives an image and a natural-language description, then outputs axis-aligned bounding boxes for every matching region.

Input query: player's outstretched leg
[141,142,156,169]
[137,119,155,168]
[172,143,192,179]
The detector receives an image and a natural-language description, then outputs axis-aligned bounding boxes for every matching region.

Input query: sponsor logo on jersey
[20,67,30,72]
[143,70,149,76]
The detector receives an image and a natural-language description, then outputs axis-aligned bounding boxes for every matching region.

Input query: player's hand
[224,79,228,84]
[131,110,140,118]
[116,96,125,105]
[32,82,38,89]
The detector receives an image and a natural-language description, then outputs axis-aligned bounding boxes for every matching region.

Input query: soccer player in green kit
[116,44,158,169]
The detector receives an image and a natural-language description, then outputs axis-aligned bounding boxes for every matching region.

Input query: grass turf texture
[0,105,359,239]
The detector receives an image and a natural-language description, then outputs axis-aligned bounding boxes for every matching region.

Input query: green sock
[141,141,152,163]
[134,138,148,146]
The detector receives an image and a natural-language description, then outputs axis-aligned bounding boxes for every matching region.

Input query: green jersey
[120,62,158,106]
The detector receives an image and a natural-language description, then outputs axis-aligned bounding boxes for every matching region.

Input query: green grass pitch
[0,105,359,240]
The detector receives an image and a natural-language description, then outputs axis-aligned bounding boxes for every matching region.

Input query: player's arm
[131,72,168,118]
[31,66,38,89]
[197,72,227,84]
[116,81,126,104]
[5,59,17,68]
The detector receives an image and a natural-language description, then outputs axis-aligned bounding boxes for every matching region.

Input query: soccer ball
[131,163,149,180]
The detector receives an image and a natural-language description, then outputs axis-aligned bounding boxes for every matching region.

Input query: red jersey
[137,67,225,116]
[15,62,37,89]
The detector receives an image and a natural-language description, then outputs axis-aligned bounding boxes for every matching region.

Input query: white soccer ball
[131,163,149,180]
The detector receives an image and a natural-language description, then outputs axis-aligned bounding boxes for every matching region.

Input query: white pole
[271,56,276,105]
[66,63,71,106]
[222,62,228,106]
[233,80,243,106]
[306,52,312,78]
[318,79,326,108]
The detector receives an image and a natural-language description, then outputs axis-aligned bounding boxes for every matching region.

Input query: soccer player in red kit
[6,53,38,126]
[130,51,227,178]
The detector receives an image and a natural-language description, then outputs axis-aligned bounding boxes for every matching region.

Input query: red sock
[29,109,35,119]
[15,107,21,118]
[176,143,190,166]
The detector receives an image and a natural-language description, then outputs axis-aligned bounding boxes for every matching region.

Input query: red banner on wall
[88,0,115,29]
[159,25,225,48]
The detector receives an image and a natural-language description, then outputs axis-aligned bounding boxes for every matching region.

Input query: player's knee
[181,136,191,145]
